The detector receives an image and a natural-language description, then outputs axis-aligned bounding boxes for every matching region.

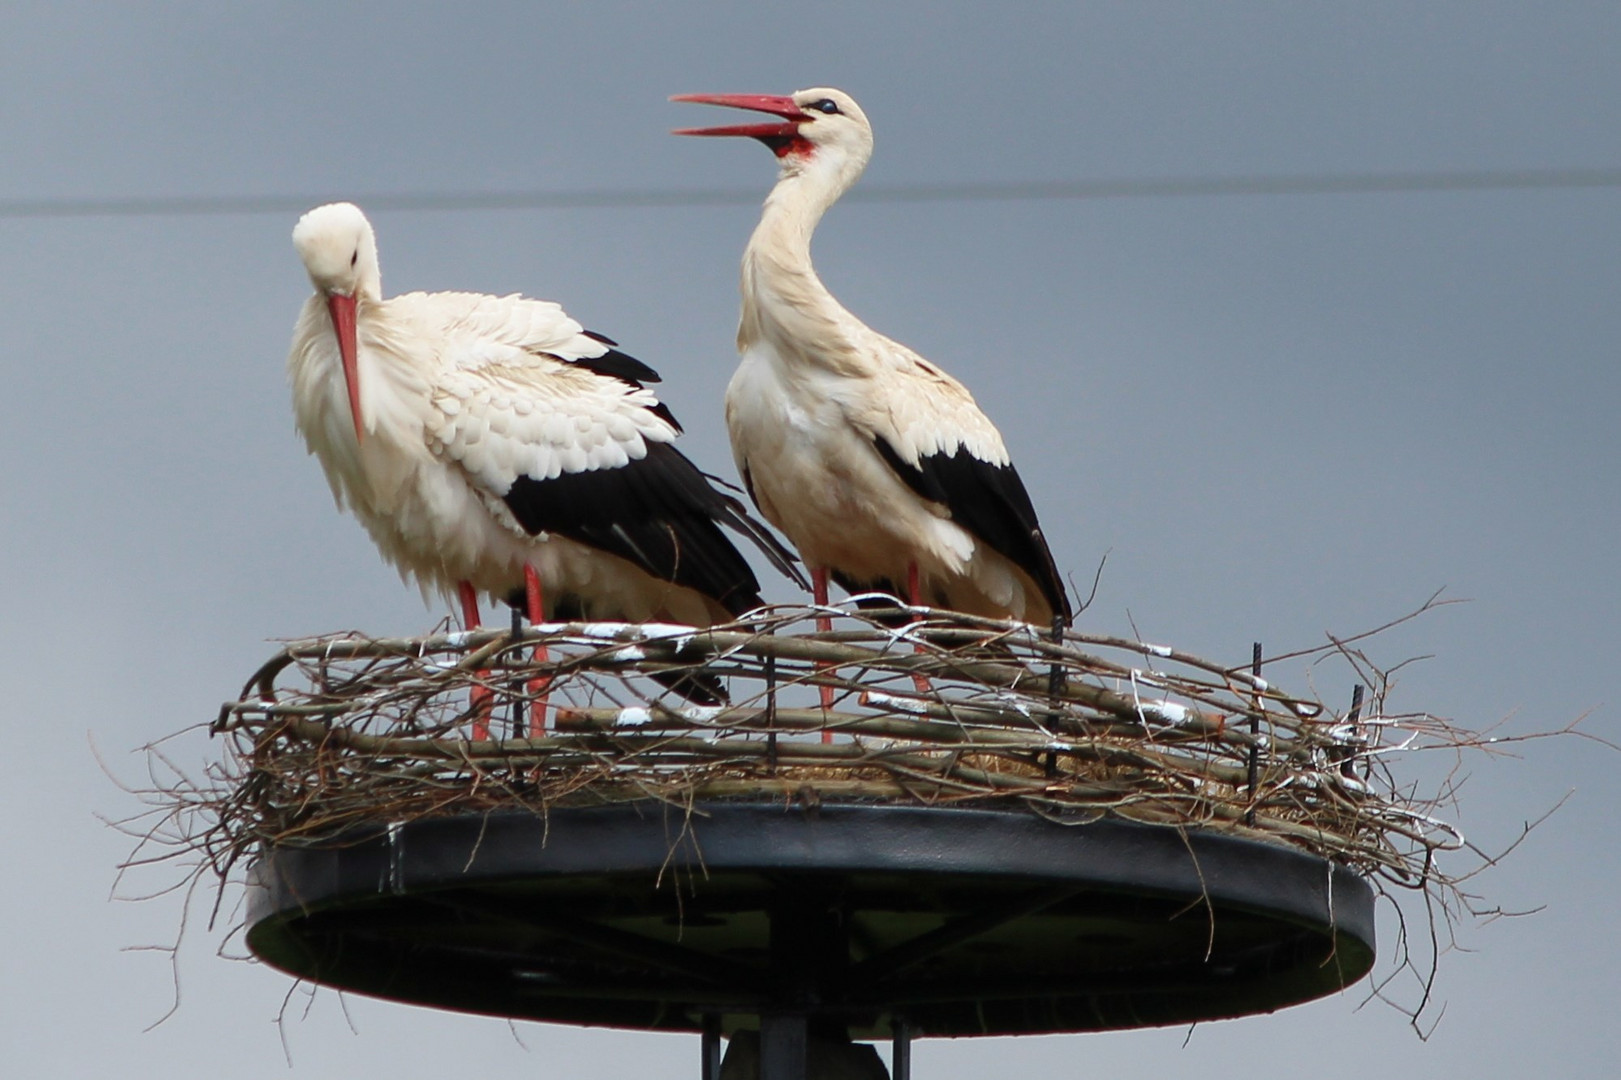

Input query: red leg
[458,581,494,740]
[907,560,931,695]
[457,580,481,630]
[812,567,835,740]
[523,564,550,736]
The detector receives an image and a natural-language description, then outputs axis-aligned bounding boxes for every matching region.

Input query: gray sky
[3,2,1617,1076]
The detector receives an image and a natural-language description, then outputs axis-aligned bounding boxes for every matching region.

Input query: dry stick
[259,610,1316,706]
[818,616,1322,718]
[208,607,1484,885]
[228,690,1322,797]
[244,703,1323,798]
[257,620,1322,736]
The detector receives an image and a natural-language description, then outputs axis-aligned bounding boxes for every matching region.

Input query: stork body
[675,90,1072,626]
[288,202,797,636]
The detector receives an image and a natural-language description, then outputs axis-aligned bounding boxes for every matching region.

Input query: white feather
[710,90,1060,623]
[288,203,738,626]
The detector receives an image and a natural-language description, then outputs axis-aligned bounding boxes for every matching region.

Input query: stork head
[292,202,380,443]
[672,87,873,179]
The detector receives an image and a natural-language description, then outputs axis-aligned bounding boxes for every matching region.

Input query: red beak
[326,293,364,443]
[670,93,805,140]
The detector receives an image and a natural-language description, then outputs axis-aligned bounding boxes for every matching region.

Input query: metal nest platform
[124,600,1516,1074]
[246,802,1375,1038]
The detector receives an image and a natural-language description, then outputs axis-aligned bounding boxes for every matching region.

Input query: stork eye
[350,250,359,268]
[807,98,841,115]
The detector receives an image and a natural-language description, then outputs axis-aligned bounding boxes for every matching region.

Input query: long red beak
[670,93,805,140]
[326,293,364,443]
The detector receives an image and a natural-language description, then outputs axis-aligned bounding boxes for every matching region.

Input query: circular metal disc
[246,803,1375,1037]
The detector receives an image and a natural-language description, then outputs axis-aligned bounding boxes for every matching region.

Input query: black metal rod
[701,1014,722,1080]
[765,649,778,769]
[1245,641,1262,825]
[892,1018,912,1080]
[1343,683,1365,779]
[510,604,525,739]
[1044,612,1065,776]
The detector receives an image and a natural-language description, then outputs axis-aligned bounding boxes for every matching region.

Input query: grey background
[2,3,1616,1076]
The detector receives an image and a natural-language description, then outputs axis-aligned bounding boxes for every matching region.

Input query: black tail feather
[502,441,806,618]
[829,571,913,627]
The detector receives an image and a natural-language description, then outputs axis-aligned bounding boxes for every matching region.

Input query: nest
[185,600,1484,889]
[113,592,1584,1035]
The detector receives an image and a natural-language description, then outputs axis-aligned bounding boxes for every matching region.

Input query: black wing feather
[502,441,801,617]
[570,343,663,386]
[872,436,1072,624]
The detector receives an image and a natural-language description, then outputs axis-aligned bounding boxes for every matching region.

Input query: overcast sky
[2,3,1618,1077]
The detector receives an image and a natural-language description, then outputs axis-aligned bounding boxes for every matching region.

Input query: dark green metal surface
[246,803,1375,1038]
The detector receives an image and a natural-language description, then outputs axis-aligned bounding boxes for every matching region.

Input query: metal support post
[892,1017,912,1080]
[759,1012,808,1080]
[701,1014,722,1080]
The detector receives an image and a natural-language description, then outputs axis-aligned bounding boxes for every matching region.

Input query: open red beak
[326,293,364,443]
[670,93,805,140]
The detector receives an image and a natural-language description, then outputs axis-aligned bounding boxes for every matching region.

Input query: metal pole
[701,1014,722,1080]
[1342,683,1365,779]
[1044,612,1065,776]
[765,648,778,770]
[509,604,525,739]
[892,1018,912,1080]
[1245,641,1262,825]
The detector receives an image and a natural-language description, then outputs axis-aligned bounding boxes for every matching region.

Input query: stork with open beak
[672,89,1073,635]
[288,202,801,720]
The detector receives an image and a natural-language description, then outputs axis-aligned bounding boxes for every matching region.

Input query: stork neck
[770,154,849,237]
[356,259,383,303]
[739,165,858,360]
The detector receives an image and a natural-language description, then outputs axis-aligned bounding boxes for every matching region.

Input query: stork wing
[400,289,679,421]
[501,440,795,616]
[427,319,798,614]
[860,345,1073,624]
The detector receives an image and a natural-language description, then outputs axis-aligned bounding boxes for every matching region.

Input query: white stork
[672,89,1073,633]
[288,202,800,714]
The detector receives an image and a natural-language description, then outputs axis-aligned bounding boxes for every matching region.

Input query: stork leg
[811,567,836,741]
[906,561,932,696]
[523,564,551,736]
[458,580,494,740]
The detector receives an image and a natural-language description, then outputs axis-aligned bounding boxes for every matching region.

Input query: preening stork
[673,89,1073,630]
[288,202,800,711]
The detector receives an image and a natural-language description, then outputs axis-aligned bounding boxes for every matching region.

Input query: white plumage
[674,89,1072,626]
[288,202,796,635]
